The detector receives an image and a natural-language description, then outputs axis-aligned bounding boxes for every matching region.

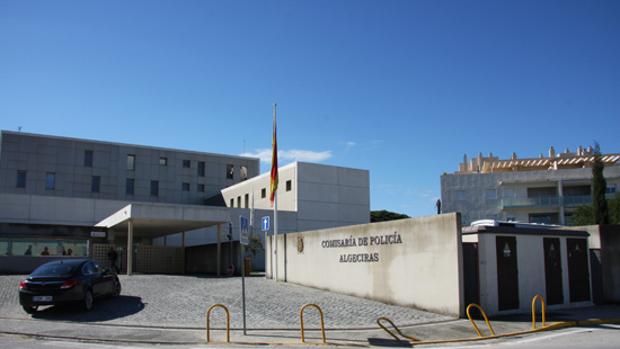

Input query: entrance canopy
[95,203,232,276]
[95,203,231,238]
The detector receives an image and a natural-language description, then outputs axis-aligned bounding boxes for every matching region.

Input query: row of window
[83,150,245,179]
[229,180,292,208]
[15,170,206,196]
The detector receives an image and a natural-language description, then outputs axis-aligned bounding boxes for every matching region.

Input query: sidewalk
[0,305,619,347]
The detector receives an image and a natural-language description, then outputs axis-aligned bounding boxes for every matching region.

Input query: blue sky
[1,1,619,217]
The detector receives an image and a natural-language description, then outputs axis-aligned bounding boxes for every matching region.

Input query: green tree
[370,210,409,222]
[570,205,594,226]
[609,194,620,224]
[592,143,610,224]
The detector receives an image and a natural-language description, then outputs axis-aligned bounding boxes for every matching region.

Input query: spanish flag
[270,107,278,206]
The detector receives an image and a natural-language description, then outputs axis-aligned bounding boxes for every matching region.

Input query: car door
[85,262,105,297]
[96,263,116,295]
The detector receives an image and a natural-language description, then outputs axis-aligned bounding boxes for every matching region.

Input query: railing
[562,195,594,206]
[300,304,327,344]
[501,196,560,208]
[206,304,231,343]
[502,193,615,209]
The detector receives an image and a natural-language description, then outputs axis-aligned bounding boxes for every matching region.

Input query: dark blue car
[19,258,121,314]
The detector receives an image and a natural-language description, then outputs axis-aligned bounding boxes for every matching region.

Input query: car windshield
[31,263,77,277]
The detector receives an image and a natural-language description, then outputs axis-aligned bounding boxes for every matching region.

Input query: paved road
[1,324,619,348]
[0,274,451,329]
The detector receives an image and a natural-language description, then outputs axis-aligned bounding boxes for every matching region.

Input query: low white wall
[266,213,464,317]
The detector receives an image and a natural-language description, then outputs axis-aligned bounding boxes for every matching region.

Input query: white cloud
[345,141,357,148]
[240,148,332,164]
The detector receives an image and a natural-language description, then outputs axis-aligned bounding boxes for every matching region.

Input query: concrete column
[558,180,565,225]
[127,220,134,276]
[181,231,185,248]
[216,224,221,277]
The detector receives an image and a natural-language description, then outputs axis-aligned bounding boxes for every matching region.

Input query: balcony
[501,196,560,209]
[562,195,592,207]
[502,194,615,209]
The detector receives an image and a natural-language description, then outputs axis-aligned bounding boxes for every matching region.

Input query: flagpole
[273,103,279,282]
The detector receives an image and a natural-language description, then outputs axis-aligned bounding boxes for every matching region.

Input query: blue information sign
[261,216,270,232]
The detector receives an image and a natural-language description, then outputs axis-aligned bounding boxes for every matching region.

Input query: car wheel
[83,289,94,311]
[112,279,121,297]
[22,305,38,314]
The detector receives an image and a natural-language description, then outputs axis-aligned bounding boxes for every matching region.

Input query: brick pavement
[0,274,452,329]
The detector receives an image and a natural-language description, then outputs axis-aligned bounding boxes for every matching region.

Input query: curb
[404,317,620,346]
[1,318,619,347]
[0,316,459,332]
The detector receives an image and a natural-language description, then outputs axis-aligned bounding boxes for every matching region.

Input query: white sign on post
[239,216,249,246]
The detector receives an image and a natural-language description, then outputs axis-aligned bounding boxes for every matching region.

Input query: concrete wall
[0,131,258,205]
[266,213,464,317]
[476,233,591,316]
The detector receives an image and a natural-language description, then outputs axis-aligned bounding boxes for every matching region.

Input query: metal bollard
[300,303,327,344]
[466,303,495,337]
[531,294,547,329]
[206,304,231,343]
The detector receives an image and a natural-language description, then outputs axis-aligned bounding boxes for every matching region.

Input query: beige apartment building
[441,146,620,226]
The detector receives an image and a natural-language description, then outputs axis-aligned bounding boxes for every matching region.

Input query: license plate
[33,296,52,302]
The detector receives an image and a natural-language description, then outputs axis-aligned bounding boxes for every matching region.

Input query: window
[126,178,135,195]
[159,157,168,166]
[182,182,190,191]
[226,164,234,179]
[91,176,101,193]
[45,172,56,190]
[198,161,205,177]
[229,198,234,207]
[237,196,241,208]
[197,184,205,192]
[150,180,159,197]
[244,193,249,208]
[240,166,248,180]
[84,150,93,167]
[261,188,266,199]
[16,170,26,188]
[82,262,97,276]
[286,180,292,192]
[183,159,191,168]
[606,185,617,194]
[127,154,135,170]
